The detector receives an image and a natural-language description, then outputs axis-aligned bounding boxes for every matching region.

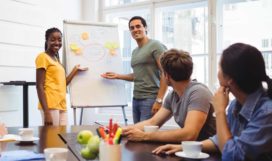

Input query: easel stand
[72,105,128,126]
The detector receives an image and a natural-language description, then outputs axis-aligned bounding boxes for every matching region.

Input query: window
[218,0,272,77]
[262,39,269,48]
[101,0,210,125]
[98,0,272,124]
[155,1,208,84]
[104,0,148,7]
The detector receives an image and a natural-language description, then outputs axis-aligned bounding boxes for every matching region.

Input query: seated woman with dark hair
[153,43,272,161]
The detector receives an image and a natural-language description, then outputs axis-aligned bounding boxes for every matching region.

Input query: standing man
[101,16,168,123]
[123,49,215,143]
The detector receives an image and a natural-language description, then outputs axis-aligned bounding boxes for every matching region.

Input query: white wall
[0,0,84,127]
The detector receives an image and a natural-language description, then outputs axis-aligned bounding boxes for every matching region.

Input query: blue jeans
[132,98,155,123]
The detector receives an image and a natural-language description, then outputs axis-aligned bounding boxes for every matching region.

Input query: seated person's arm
[145,110,208,143]
[124,109,209,143]
[202,139,218,153]
[152,138,218,155]
[123,107,172,137]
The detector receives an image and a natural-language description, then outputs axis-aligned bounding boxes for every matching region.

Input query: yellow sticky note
[104,42,112,49]
[112,42,119,49]
[70,43,79,51]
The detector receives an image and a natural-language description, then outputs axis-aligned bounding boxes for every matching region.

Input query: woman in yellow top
[36,27,87,126]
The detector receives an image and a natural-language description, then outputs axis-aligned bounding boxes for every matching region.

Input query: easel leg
[80,108,84,125]
[73,107,77,125]
[122,106,128,125]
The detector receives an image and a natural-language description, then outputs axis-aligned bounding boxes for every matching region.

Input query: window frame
[98,0,218,125]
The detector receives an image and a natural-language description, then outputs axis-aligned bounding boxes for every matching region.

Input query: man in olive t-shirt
[130,39,167,123]
[101,16,168,123]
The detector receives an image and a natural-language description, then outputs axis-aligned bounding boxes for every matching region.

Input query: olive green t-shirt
[131,39,167,99]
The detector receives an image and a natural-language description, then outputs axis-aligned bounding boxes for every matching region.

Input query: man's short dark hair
[128,16,147,28]
[160,49,193,81]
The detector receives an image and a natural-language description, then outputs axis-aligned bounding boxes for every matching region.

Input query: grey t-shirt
[163,81,216,140]
[131,39,167,99]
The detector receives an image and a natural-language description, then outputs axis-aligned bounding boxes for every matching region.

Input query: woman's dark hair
[221,43,272,98]
[44,27,62,61]
[128,16,147,34]
[160,49,193,81]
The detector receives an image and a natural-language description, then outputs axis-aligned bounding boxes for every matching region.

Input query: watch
[155,98,163,104]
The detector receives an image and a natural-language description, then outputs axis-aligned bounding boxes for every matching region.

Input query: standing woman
[153,43,272,160]
[36,27,87,126]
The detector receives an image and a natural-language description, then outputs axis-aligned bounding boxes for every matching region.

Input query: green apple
[80,147,97,160]
[87,135,100,154]
[77,130,93,144]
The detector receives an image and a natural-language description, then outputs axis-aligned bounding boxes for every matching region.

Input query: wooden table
[2,126,79,161]
[2,125,221,161]
[60,125,221,161]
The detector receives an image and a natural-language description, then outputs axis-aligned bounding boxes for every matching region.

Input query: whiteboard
[63,20,127,107]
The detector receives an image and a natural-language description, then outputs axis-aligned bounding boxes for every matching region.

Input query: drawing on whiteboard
[68,32,120,62]
[81,43,106,62]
